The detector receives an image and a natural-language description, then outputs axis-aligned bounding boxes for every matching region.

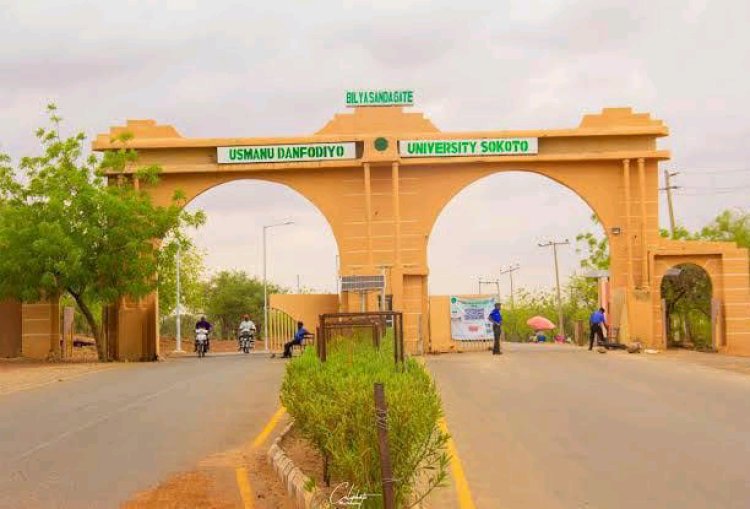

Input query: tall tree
[203,270,284,339]
[0,105,203,360]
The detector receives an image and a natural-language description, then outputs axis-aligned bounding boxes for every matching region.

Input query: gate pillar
[105,292,159,361]
[21,299,60,360]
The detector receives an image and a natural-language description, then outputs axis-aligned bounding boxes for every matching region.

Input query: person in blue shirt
[488,303,503,355]
[589,307,608,350]
[282,321,311,358]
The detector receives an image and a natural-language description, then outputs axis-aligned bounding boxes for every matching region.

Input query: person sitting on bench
[283,321,311,358]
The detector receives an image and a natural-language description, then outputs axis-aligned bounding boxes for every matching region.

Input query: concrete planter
[267,422,326,508]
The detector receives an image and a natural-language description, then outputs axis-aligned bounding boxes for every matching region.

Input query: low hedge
[280,336,449,508]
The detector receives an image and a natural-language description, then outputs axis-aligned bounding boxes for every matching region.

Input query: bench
[292,334,315,356]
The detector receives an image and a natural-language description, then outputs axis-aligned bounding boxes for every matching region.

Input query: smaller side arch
[654,257,721,350]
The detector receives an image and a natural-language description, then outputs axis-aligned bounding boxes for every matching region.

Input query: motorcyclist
[195,315,212,352]
[238,314,257,350]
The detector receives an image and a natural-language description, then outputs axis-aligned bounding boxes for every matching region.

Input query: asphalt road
[0,353,286,509]
[428,343,750,509]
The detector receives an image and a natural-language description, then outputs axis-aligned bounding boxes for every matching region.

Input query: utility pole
[499,264,520,309]
[660,170,680,237]
[478,278,501,299]
[538,240,570,338]
[296,274,301,294]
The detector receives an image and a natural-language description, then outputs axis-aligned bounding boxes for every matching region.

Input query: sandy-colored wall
[0,300,22,358]
[269,293,339,332]
[21,300,59,360]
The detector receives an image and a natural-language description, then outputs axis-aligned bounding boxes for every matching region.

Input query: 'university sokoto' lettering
[401,138,537,158]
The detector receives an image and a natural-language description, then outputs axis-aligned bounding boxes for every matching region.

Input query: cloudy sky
[2,0,748,296]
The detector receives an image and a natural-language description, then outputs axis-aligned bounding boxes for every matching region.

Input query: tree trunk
[70,291,106,361]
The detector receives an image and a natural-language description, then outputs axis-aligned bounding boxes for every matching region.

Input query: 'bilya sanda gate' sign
[345,89,414,107]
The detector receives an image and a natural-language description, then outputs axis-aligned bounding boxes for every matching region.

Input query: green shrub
[280,336,449,508]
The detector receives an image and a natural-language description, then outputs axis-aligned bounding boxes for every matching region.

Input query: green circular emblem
[450,297,458,304]
[374,137,389,152]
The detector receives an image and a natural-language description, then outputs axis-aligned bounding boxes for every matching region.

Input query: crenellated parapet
[579,107,668,134]
[316,106,440,135]
[93,119,182,150]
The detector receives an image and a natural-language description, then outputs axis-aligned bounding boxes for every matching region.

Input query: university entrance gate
[8,102,750,359]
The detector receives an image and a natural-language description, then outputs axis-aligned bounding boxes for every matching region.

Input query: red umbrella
[526,316,555,330]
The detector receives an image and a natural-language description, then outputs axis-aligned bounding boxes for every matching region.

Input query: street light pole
[174,243,183,353]
[263,221,294,352]
[499,264,520,309]
[538,240,570,338]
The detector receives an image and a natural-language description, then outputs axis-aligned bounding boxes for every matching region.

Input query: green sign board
[399,138,538,158]
[346,89,414,107]
[217,142,357,164]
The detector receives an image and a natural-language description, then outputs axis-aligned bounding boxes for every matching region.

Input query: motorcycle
[238,329,255,354]
[195,328,209,358]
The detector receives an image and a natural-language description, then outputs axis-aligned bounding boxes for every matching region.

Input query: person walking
[488,303,503,355]
[589,307,608,350]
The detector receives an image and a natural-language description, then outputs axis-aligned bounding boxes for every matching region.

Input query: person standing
[589,307,608,350]
[488,303,503,355]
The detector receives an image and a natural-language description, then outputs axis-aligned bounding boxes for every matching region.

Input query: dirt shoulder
[634,348,750,377]
[0,358,117,396]
[123,416,295,509]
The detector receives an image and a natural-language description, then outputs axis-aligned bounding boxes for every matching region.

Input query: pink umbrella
[526,316,555,330]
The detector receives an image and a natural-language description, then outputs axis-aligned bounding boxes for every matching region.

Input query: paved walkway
[0,354,286,508]
[428,343,750,509]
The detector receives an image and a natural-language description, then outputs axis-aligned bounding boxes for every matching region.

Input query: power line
[677,168,750,174]
[677,188,750,196]
[679,184,750,192]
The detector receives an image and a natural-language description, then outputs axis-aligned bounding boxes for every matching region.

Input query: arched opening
[660,263,713,351]
[160,179,339,352]
[427,170,608,351]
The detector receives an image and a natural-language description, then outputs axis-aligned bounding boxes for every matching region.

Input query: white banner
[449,296,496,341]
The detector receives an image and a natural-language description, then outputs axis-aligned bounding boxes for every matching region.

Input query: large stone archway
[72,105,749,360]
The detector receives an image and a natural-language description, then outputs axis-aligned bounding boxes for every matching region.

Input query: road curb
[267,422,323,508]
